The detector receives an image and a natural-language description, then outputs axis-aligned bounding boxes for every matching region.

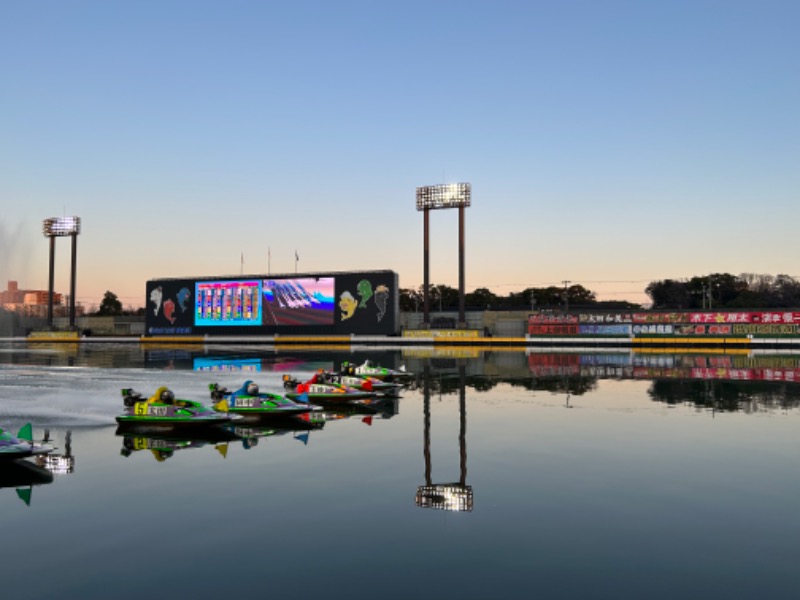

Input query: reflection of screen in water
[195,280,262,326]
[193,357,262,372]
[262,277,335,326]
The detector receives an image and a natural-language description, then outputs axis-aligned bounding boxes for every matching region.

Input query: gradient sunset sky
[2,1,798,308]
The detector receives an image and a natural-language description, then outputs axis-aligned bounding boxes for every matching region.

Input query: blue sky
[2,0,798,308]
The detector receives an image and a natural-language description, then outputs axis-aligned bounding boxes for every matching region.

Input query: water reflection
[0,460,53,505]
[416,364,473,512]
[0,429,75,505]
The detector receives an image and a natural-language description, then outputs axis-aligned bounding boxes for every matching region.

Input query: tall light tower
[42,217,81,329]
[416,183,471,328]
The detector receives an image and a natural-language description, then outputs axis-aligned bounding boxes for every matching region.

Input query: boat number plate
[134,403,168,417]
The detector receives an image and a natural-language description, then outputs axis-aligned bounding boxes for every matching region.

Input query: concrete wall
[35,310,532,337]
[53,315,146,336]
[400,310,530,336]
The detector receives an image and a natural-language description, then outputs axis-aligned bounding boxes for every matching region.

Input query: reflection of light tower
[39,430,75,474]
[416,364,473,512]
[416,183,471,328]
[42,217,81,328]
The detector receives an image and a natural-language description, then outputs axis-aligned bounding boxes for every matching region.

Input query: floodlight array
[416,183,471,211]
[415,483,474,512]
[43,216,81,237]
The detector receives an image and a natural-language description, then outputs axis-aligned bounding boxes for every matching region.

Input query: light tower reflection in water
[415,364,473,512]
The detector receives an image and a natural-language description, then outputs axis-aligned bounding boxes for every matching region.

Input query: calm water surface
[1,344,799,599]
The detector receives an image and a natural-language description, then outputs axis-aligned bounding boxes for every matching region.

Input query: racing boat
[116,387,239,427]
[318,370,403,397]
[282,373,377,403]
[0,423,53,461]
[0,423,54,505]
[341,360,412,382]
[208,380,323,421]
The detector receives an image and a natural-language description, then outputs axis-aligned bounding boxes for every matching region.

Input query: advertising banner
[633,313,686,323]
[731,324,799,335]
[528,314,579,324]
[528,324,579,335]
[632,324,675,335]
[579,313,633,324]
[578,324,631,335]
[674,324,733,335]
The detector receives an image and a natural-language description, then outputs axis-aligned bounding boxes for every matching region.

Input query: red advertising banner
[635,366,800,381]
[528,324,579,335]
[629,311,800,325]
[527,353,580,377]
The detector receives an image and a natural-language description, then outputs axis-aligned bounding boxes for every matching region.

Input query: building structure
[0,280,78,319]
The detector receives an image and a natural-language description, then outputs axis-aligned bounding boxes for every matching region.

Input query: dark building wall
[145,270,399,336]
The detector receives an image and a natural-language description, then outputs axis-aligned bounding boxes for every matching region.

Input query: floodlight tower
[42,217,81,328]
[416,183,471,328]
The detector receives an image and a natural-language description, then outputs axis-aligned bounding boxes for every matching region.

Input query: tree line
[402,273,800,312]
[399,284,638,311]
[644,273,800,310]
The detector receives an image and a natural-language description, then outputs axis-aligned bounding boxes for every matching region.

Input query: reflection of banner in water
[528,313,579,324]
[579,354,633,366]
[633,366,800,381]
[193,358,262,372]
[632,324,675,335]
[528,353,580,376]
[578,324,631,335]
[633,367,685,379]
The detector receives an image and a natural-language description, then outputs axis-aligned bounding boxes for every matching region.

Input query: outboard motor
[209,383,230,401]
[283,375,300,390]
[121,388,143,407]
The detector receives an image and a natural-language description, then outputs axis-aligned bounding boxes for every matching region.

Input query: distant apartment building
[0,280,83,318]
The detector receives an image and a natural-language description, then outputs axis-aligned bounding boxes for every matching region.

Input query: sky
[2,0,798,309]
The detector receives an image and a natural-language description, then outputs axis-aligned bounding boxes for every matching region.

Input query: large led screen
[262,277,335,326]
[195,280,262,327]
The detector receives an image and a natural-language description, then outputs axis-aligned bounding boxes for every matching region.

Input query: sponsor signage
[528,324,579,335]
[632,324,675,335]
[731,324,799,335]
[528,314,579,324]
[578,324,631,336]
[634,311,800,325]
[579,313,633,324]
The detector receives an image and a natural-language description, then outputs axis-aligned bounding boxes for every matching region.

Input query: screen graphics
[195,280,262,327]
[261,277,335,326]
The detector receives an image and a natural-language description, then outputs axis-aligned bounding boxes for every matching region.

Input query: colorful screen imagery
[195,280,262,327]
[262,278,335,326]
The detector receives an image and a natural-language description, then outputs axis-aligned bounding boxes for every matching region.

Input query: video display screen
[262,277,335,326]
[195,280,262,327]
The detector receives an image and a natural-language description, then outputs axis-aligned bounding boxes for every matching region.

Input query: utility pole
[562,280,571,313]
